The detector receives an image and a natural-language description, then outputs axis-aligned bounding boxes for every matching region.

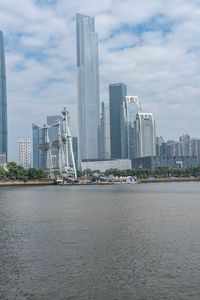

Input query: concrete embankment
[139,177,200,184]
[0,180,55,186]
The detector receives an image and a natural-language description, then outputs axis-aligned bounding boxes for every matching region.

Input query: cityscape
[1,13,200,174]
[1,2,200,300]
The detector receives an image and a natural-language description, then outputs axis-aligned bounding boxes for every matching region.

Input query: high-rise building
[134,113,156,158]
[32,123,45,169]
[47,115,63,168]
[100,101,111,159]
[76,13,100,165]
[125,96,142,159]
[72,136,78,169]
[109,83,127,159]
[0,31,7,162]
[19,138,31,169]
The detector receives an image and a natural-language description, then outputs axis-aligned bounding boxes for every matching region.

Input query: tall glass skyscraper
[134,113,156,158]
[125,96,142,159]
[76,13,100,165]
[109,83,127,159]
[100,101,111,159]
[0,31,7,162]
[32,123,45,169]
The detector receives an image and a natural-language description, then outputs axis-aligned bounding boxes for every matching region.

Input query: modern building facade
[0,31,7,162]
[125,96,142,159]
[19,138,31,169]
[156,134,200,165]
[134,113,156,158]
[132,155,197,170]
[81,159,132,173]
[109,83,127,159]
[72,136,78,169]
[100,101,111,159]
[47,115,63,168]
[76,13,100,165]
[32,123,45,169]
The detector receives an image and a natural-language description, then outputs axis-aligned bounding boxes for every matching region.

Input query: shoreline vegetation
[0,177,200,186]
[1,162,200,186]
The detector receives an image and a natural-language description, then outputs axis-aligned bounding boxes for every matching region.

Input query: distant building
[109,83,127,159]
[0,153,6,165]
[156,136,165,156]
[32,123,45,169]
[47,115,63,168]
[0,31,7,162]
[134,113,156,158]
[125,96,142,159]
[72,136,78,169]
[76,13,100,164]
[156,134,200,165]
[19,138,31,169]
[132,156,197,170]
[100,101,111,159]
[81,159,132,173]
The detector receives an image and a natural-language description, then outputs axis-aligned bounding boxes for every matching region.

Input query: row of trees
[0,162,46,181]
[82,166,200,178]
[1,163,200,181]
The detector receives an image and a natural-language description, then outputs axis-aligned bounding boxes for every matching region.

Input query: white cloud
[1,0,200,161]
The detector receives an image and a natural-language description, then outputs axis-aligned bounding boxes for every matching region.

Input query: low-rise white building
[81,159,132,172]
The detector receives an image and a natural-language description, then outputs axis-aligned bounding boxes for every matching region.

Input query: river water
[0,182,200,299]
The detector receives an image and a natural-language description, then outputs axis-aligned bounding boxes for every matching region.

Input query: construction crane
[38,107,77,182]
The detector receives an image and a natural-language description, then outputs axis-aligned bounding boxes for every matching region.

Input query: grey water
[0,182,200,300]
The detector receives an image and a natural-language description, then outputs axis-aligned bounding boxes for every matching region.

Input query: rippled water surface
[1,182,200,299]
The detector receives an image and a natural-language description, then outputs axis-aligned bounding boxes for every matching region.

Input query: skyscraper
[125,96,142,159]
[47,115,63,168]
[109,83,127,159]
[76,13,100,165]
[72,136,78,169]
[0,31,7,162]
[19,138,31,169]
[32,123,45,169]
[100,101,111,159]
[134,113,156,158]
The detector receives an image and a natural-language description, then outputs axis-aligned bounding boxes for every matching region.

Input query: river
[0,182,200,299]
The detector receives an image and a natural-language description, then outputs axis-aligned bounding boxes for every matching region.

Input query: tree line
[1,163,200,181]
[0,162,46,181]
[82,166,200,178]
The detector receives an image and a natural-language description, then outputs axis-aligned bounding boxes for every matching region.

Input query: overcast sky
[1,0,200,162]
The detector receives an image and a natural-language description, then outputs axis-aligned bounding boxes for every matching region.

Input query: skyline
[1,0,200,161]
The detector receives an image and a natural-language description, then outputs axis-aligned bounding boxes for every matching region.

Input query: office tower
[134,113,156,158]
[100,101,111,159]
[47,115,63,168]
[0,31,7,162]
[72,136,78,169]
[109,83,127,159]
[125,96,142,159]
[156,136,165,156]
[32,123,45,169]
[76,13,100,165]
[19,138,31,169]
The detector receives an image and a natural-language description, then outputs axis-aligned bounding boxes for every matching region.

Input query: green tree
[7,162,28,181]
[0,166,7,180]
[28,168,45,179]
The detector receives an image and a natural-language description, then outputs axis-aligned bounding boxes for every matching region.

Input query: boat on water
[126,177,138,184]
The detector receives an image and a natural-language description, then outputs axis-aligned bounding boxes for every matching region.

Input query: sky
[1,0,200,162]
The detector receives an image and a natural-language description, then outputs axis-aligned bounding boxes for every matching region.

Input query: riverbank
[0,179,54,186]
[1,177,200,186]
[139,177,200,184]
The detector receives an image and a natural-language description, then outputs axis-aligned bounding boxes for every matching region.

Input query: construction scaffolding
[38,107,77,181]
